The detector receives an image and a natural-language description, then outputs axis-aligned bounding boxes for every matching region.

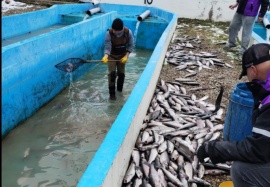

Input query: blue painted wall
[2,12,116,136]
[2,4,93,39]
[253,22,266,40]
[2,4,169,137]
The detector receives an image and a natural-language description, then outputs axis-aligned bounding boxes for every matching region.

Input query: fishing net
[55,58,85,72]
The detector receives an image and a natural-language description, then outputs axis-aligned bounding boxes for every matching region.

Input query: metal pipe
[91,0,100,5]
[263,16,270,29]
[86,7,101,16]
[137,10,150,21]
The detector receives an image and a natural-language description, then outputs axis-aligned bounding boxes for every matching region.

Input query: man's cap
[239,43,270,79]
[112,18,123,31]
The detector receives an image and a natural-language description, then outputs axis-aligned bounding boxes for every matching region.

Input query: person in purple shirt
[223,0,269,57]
[197,43,270,187]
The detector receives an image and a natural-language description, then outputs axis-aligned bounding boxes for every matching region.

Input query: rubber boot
[117,73,125,92]
[109,71,117,100]
[109,85,116,100]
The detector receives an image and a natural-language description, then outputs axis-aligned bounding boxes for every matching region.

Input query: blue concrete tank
[223,82,254,141]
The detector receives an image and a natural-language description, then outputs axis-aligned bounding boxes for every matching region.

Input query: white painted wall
[98,0,235,21]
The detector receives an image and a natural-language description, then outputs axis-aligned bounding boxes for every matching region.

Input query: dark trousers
[231,161,270,187]
[107,55,125,96]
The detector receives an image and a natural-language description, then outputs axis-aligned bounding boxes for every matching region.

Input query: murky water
[2,49,152,187]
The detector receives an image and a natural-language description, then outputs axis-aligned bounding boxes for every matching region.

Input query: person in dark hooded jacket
[197,43,270,187]
[223,0,269,57]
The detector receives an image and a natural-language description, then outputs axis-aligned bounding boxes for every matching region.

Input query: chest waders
[108,27,129,99]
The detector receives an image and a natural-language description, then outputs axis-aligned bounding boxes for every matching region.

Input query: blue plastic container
[223,82,254,141]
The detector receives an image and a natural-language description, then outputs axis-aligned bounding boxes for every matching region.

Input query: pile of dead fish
[121,79,231,187]
[165,35,233,76]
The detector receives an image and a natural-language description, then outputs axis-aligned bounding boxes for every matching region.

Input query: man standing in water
[102,18,134,100]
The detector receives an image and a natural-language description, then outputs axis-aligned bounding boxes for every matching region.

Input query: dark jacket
[109,27,129,55]
[206,72,270,164]
[236,0,269,17]
[104,27,134,57]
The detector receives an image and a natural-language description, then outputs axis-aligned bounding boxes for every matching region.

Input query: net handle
[84,59,119,63]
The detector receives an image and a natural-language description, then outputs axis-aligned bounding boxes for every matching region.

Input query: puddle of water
[2,48,152,187]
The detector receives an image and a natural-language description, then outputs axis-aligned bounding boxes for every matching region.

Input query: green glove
[120,55,128,64]
[102,55,108,63]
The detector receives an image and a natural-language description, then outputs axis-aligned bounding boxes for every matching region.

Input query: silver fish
[163,121,184,129]
[195,118,206,128]
[167,140,174,154]
[158,141,167,153]
[209,131,220,141]
[142,178,153,187]
[197,164,205,178]
[158,169,168,187]
[179,168,189,187]
[135,166,144,179]
[161,167,184,187]
[192,155,199,173]
[167,182,177,187]
[142,131,151,143]
[211,124,224,132]
[148,110,162,121]
[191,139,198,151]
[204,169,228,175]
[225,62,233,68]
[184,161,193,180]
[171,149,180,161]
[176,155,185,168]
[138,143,159,152]
[141,158,151,178]
[205,119,214,129]
[175,64,187,71]
[149,164,162,187]
[163,129,191,137]
[148,148,158,164]
[156,134,165,145]
[169,160,178,172]
[123,162,136,184]
[145,136,154,144]
[178,96,188,106]
[168,166,178,176]
[154,156,162,169]
[133,177,143,187]
[190,183,198,187]
[203,162,231,171]
[203,132,213,143]
[159,151,170,168]
[132,149,140,167]
[174,142,193,162]
[173,137,195,153]
[194,131,208,140]
[188,176,211,186]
